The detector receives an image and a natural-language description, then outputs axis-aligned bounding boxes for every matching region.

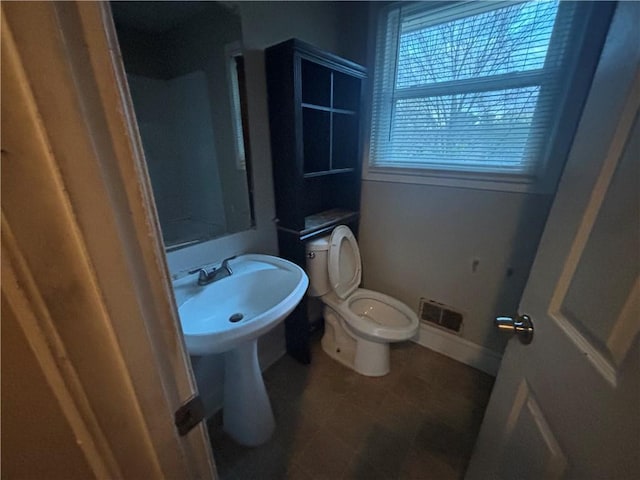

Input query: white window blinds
[369,1,578,178]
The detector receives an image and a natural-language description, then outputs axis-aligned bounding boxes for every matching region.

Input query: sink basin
[175,254,308,355]
[173,254,308,446]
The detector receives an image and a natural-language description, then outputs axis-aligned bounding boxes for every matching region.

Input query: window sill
[362,166,553,194]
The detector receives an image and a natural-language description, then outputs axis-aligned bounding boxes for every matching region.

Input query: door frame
[2,1,216,477]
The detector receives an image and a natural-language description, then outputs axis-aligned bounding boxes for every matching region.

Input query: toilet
[306,225,419,376]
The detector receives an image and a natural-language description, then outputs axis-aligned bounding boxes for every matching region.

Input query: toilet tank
[305,236,331,297]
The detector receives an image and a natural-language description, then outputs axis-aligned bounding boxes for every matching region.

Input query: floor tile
[399,448,464,480]
[294,427,355,479]
[209,339,494,480]
[350,424,412,478]
[412,416,476,471]
[322,397,376,449]
[284,462,315,480]
[341,378,390,416]
[373,392,424,444]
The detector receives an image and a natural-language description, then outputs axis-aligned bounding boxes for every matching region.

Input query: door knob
[495,314,534,345]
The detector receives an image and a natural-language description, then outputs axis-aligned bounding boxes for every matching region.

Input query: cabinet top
[265,38,367,77]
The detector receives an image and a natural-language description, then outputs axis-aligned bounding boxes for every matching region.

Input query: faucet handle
[188,267,215,286]
[221,255,236,274]
[188,267,214,279]
[188,267,206,275]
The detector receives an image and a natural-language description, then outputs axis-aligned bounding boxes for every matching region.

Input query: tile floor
[209,339,494,480]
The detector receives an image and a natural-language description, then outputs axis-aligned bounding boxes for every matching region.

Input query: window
[368,1,580,189]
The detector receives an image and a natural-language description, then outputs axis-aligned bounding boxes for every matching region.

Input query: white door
[466,4,640,479]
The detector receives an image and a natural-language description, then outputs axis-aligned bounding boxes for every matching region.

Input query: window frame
[363,1,592,194]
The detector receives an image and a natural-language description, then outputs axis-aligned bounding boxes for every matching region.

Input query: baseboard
[258,347,287,372]
[414,323,502,376]
[202,387,223,419]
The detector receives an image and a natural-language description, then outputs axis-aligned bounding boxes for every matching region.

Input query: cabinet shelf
[303,167,354,178]
[277,208,359,240]
[302,103,356,115]
[302,208,358,239]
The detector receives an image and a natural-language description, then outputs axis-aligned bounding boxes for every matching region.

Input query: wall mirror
[111,1,255,250]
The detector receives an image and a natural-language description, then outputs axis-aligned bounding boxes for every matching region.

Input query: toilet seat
[323,226,418,343]
[346,289,417,341]
[322,289,418,342]
[328,226,361,300]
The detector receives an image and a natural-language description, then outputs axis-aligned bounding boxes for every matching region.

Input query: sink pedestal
[223,340,275,446]
[175,254,308,445]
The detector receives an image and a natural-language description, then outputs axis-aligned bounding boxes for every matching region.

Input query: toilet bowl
[306,225,419,376]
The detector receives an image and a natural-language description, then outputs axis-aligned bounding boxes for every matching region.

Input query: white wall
[167,1,369,416]
[359,181,553,354]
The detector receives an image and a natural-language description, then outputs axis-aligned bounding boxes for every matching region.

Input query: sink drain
[229,313,244,323]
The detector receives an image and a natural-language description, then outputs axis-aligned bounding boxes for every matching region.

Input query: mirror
[111,1,255,250]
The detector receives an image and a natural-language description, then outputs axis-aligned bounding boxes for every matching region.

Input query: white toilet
[306,225,419,376]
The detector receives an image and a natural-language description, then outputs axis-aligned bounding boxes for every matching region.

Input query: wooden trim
[1,6,165,474]
[2,1,216,477]
[79,4,218,475]
[2,218,120,479]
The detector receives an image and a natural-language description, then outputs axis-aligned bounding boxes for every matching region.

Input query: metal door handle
[495,314,534,345]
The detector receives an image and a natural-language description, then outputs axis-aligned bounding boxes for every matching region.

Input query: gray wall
[358,182,553,353]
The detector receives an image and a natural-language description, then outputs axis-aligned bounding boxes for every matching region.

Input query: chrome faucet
[189,256,236,286]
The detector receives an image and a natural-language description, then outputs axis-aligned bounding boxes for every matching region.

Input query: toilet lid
[328,225,361,300]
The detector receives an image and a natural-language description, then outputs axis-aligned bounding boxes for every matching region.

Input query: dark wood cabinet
[265,39,366,363]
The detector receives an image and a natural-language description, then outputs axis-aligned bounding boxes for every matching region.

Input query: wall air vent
[419,298,464,334]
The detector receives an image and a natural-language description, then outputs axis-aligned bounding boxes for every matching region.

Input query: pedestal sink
[173,254,308,446]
